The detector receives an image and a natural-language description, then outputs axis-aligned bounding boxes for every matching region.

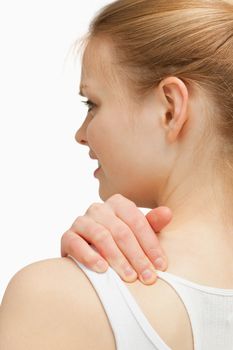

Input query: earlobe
[167,118,180,143]
[160,77,189,143]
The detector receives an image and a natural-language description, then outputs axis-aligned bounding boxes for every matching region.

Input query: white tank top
[68,255,233,350]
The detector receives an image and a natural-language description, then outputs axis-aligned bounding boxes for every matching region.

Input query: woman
[1,0,233,349]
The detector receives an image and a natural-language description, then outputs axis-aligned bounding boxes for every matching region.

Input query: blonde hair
[78,0,233,161]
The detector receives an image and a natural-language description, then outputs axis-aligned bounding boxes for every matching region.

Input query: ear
[159,77,189,143]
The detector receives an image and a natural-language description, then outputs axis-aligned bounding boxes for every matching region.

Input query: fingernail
[154,257,166,271]
[95,260,108,273]
[124,266,137,277]
[141,269,154,281]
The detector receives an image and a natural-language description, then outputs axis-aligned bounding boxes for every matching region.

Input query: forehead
[80,37,119,92]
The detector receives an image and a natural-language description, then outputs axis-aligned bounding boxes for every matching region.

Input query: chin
[98,184,157,209]
[99,191,140,208]
[98,185,116,202]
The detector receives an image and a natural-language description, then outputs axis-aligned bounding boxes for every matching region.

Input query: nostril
[75,130,87,145]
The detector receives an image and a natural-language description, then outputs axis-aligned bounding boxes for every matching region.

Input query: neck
[153,175,233,286]
[155,164,233,263]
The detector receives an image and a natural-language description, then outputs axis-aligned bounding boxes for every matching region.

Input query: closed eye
[81,99,96,113]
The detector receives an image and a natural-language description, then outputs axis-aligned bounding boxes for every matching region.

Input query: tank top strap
[156,270,233,350]
[68,255,172,350]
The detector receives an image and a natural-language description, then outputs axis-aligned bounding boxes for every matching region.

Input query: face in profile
[75,37,179,208]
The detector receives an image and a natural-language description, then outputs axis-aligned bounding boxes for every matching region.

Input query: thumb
[146,206,173,233]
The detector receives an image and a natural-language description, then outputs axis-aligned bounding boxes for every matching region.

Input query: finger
[146,207,173,232]
[106,194,168,271]
[61,230,109,272]
[83,203,158,284]
[70,215,139,282]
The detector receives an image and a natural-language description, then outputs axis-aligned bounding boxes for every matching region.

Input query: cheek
[85,112,114,145]
[86,119,109,157]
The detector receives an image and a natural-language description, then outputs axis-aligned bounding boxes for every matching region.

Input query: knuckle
[71,215,85,228]
[87,202,102,213]
[61,230,69,241]
[119,259,132,271]
[130,214,147,232]
[74,215,83,221]
[131,255,151,270]
[61,230,74,243]
[114,227,130,241]
[111,193,124,201]
[107,194,136,208]
[91,226,109,244]
[106,194,122,206]
[65,236,81,256]
[147,247,160,258]
[67,234,80,249]
[82,251,98,266]
[90,203,101,212]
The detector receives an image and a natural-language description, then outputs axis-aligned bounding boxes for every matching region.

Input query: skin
[1,35,233,350]
[61,198,172,284]
[76,36,233,284]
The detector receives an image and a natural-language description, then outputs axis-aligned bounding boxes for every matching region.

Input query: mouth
[89,152,102,176]
[94,163,102,177]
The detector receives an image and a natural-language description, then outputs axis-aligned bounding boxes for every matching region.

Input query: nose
[75,119,89,146]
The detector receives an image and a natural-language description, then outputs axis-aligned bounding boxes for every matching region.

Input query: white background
[0,0,124,302]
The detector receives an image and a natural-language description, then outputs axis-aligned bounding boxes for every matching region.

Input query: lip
[89,151,101,177]
[89,152,98,160]
[94,166,101,177]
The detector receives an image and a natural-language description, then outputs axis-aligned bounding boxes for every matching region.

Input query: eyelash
[81,99,96,113]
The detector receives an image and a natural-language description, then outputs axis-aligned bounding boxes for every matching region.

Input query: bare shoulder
[126,277,194,350]
[0,257,116,350]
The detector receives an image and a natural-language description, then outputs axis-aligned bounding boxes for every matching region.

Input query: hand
[61,194,172,285]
